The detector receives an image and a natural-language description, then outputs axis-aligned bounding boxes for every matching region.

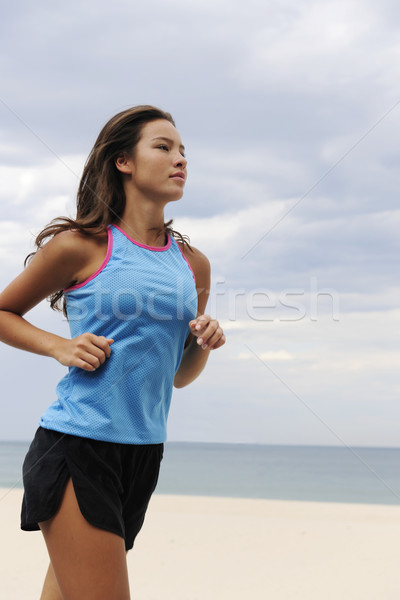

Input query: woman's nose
[174,154,187,169]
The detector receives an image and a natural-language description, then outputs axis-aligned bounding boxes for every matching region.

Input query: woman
[0,105,225,599]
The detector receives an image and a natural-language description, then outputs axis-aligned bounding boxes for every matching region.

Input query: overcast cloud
[0,0,399,446]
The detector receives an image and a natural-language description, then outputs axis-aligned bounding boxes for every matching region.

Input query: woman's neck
[117,202,166,248]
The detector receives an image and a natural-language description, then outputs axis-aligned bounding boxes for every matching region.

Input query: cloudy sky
[0,0,399,446]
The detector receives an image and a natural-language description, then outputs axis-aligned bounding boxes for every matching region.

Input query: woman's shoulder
[177,242,210,283]
[46,228,108,254]
[39,229,108,269]
[39,228,109,288]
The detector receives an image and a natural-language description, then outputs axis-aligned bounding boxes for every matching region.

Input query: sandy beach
[2,488,400,599]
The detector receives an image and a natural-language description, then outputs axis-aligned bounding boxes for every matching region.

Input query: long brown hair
[25,105,192,313]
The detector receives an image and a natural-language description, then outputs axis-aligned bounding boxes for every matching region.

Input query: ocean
[1,441,400,505]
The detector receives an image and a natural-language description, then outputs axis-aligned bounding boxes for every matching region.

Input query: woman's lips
[170,171,186,182]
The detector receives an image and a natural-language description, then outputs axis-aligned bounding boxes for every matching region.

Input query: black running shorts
[21,427,163,550]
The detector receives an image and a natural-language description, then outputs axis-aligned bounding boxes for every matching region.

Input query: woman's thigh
[39,478,130,600]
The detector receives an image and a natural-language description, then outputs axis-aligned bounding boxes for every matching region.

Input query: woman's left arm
[174,247,225,388]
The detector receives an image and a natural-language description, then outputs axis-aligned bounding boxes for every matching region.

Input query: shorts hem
[21,469,70,532]
[69,478,126,545]
[21,427,161,552]
[21,477,127,546]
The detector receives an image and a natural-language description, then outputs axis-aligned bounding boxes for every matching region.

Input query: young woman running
[0,105,225,599]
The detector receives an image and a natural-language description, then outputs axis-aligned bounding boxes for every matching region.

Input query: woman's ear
[115,152,133,174]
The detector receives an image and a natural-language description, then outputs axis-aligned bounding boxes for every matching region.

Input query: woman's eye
[158,144,169,151]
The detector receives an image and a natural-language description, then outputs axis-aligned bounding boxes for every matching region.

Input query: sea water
[1,441,400,505]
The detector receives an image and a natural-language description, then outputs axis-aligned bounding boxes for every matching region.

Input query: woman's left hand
[189,314,226,351]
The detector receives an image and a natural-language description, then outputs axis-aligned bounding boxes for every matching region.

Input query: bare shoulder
[178,243,210,316]
[29,228,108,292]
[43,229,107,258]
[45,229,109,286]
[178,243,210,281]
[0,228,108,316]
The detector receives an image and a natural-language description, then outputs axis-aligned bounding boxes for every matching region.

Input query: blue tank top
[40,224,198,444]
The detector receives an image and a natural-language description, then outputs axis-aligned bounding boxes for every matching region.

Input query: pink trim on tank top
[63,227,113,292]
[175,240,196,283]
[112,223,171,251]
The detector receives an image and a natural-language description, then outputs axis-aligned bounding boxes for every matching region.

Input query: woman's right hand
[53,333,114,372]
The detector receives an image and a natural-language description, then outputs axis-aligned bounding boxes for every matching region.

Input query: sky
[0,0,399,446]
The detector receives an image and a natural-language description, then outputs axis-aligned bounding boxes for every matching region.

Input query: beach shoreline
[2,488,400,599]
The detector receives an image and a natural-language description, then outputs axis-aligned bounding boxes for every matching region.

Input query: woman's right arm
[0,232,113,372]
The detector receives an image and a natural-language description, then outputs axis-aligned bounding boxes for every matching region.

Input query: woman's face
[121,119,187,203]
